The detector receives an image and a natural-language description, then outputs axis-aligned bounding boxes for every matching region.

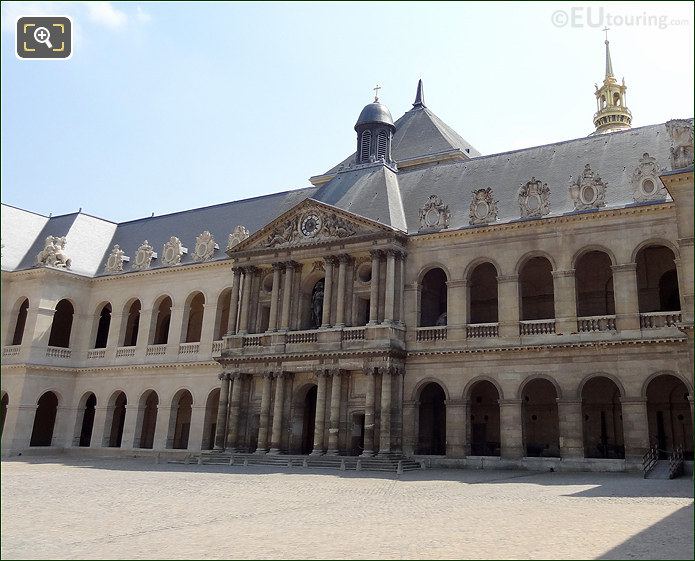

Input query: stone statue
[36,236,71,268]
[311,280,325,328]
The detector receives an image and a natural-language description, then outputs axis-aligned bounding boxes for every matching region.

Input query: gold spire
[592,30,631,135]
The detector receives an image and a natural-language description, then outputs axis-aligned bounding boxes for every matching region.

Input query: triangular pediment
[228,198,400,255]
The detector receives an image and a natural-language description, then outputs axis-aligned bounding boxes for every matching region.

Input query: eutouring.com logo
[551,7,690,30]
[16,16,72,60]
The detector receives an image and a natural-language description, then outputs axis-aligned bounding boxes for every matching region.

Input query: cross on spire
[603,27,609,42]
[373,84,381,102]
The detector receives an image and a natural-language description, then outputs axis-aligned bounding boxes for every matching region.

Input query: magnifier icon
[33,26,53,49]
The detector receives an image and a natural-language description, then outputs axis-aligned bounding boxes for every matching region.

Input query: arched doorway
[122,300,141,346]
[30,391,59,446]
[78,393,97,447]
[519,257,555,320]
[152,297,172,345]
[94,303,112,348]
[201,388,220,451]
[168,390,193,449]
[1,392,9,438]
[184,293,205,342]
[48,299,74,348]
[419,268,447,327]
[575,251,615,317]
[469,263,498,324]
[636,246,681,315]
[468,381,500,456]
[521,379,560,457]
[106,392,127,448]
[136,390,158,449]
[581,377,624,458]
[300,385,318,454]
[417,383,446,454]
[646,375,692,458]
[10,298,29,346]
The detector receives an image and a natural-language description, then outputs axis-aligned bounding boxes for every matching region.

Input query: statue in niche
[311,280,325,328]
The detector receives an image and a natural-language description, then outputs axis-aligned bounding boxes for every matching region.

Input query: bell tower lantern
[592,30,632,135]
[354,86,396,164]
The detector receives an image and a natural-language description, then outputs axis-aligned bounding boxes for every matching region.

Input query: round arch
[641,370,693,399]
[411,377,451,402]
[517,374,563,401]
[514,250,557,275]
[630,238,680,264]
[571,245,618,268]
[576,372,626,400]
[416,262,452,284]
[462,375,505,401]
[167,388,194,449]
[463,257,502,282]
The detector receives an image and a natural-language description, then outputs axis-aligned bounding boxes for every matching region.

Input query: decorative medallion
[193,230,219,261]
[518,177,551,218]
[300,212,323,238]
[162,236,187,266]
[469,188,499,225]
[36,236,71,269]
[631,153,667,202]
[418,195,450,231]
[569,164,607,211]
[132,240,157,270]
[105,244,129,273]
[227,225,250,251]
[665,119,694,170]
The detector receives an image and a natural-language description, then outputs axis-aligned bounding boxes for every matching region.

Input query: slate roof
[2,93,690,277]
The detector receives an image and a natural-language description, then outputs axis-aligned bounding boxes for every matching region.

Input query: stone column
[334,256,349,327]
[361,367,376,456]
[120,405,137,450]
[226,373,243,451]
[391,367,404,453]
[378,367,393,456]
[213,372,230,449]
[447,280,468,339]
[188,405,206,452]
[136,307,154,348]
[445,399,467,457]
[164,306,185,355]
[368,250,381,324]
[402,400,417,456]
[268,372,287,454]
[255,373,273,453]
[200,303,217,352]
[321,257,335,328]
[499,399,523,459]
[557,399,584,458]
[226,267,242,336]
[311,370,328,454]
[383,250,397,324]
[497,274,520,338]
[326,369,342,455]
[396,251,406,325]
[104,312,124,360]
[267,263,283,332]
[621,397,649,460]
[237,267,253,334]
[280,261,296,330]
[611,263,640,331]
[552,269,578,335]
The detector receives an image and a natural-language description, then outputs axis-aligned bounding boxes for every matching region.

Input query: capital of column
[370,249,383,259]
[272,262,285,271]
[362,365,377,376]
[283,260,300,270]
[677,236,694,249]
[496,274,519,283]
[611,263,637,273]
[231,265,243,275]
[552,269,576,279]
[446,279,469,288]
[218,371,230,381]
[395,250,407,261]
[323,255,337,266]
[242,265,260,276]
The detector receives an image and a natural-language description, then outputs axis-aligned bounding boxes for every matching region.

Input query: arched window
[214,288,232,340]
[575,251,614,317]
[469,263,498,324]
[152,297,172,345]
[417,383,446,455]
[359,130,372,162]
[521,379,559,457]
[581,377,624,459]
[419,268,447,327]
[11,298,29,346]
[94,303,112,348]
[468,380,500,456]
[30,391,59,446]
[519,257,555,320]
[636,245,680,313]
[123,300,141,347]
[376,130,388,160]
[646,375,692,457]
[167,390,193,449]
[48,300,74,348]
[185,292,205,343]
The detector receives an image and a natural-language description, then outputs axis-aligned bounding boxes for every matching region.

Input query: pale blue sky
[1,1,693,222]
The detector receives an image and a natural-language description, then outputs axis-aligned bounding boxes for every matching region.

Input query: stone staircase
[173,451,423,473]
[645,459,674,480]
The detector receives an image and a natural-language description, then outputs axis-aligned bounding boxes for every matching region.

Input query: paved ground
[1,457,693,560]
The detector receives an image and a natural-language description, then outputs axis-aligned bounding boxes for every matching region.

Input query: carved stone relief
[469,188,499,225]
[665,119,694,170]
[162,236,187,266]
[132,240,157,270]
[569,164,607,210]
[36,236,71,268]
[193,230,219,261]
[631,153,667,202]
[105,244,129,273]
[227,225,250,251]
[266,208,359,247]
[418,195,450,231]
[518,178,550,218]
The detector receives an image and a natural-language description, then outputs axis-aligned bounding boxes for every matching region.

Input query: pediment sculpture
[631,153,667,202]
[469,188,499,225]
[518,178,550,218]
[105,244,129,273]
[132,240,157,270]
[265,209,359,248]
[193,230,219,261]
[569,164,607,211]
[419,195,450,231]
[36,236,71,269]
[162,236,187,266]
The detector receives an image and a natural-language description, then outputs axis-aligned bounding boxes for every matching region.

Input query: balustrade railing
[115,346,136,358]
[87,348,106,359]
[212,340,224,354]
[416,326,448,341]
[577,315,616,332]
[179,342,200,355]
[146,344,167,356]
[640,311,681,329]
[2,345,20,357]
[46,346,72,359]
[242,335,263,347]
[466,323,499,338]
[519,319,556,336]
[342,327,366,341]
[286,331,319,344]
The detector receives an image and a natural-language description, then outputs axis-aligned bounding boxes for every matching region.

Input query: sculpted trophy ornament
[162,236,188,266]
[518,178,551,218]
[418,195,450,231]
[105,244,129,273]
[469,188,499,225]
[132,240,157,270]
[631,153,667,202]
[227,225,250,251]
[665,119,694,170]
[36,236,71,269]
[569,164,607,211]
[193,230,219,261]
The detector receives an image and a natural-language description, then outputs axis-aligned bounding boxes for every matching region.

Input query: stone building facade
[2,46,693,471]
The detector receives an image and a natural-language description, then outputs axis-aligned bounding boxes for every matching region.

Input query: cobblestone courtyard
[1,457,692,560]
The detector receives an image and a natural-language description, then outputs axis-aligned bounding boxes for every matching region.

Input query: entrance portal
[301,386,317,454]
[417,383,446,455]
[30,391,58,446]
